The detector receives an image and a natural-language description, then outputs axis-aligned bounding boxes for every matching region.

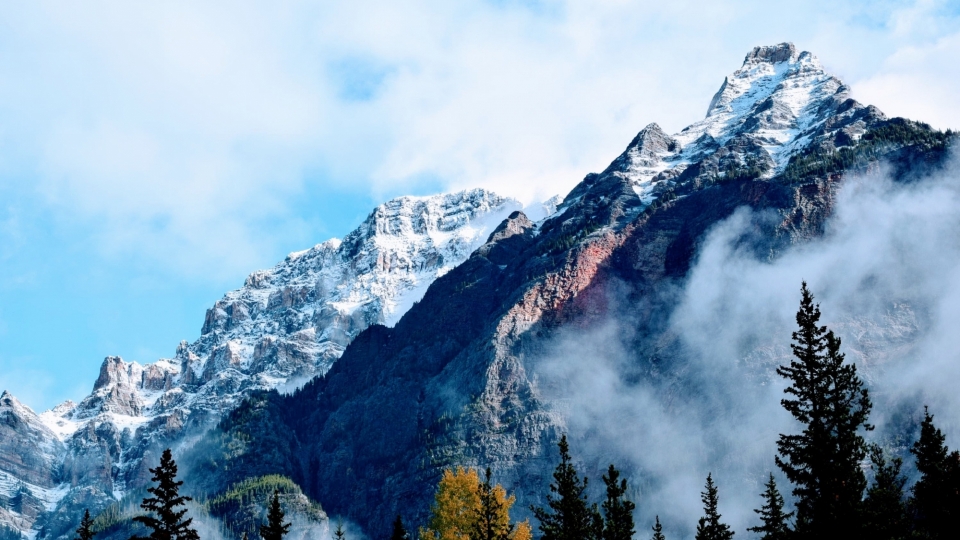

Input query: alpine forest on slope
[69,283,960,540]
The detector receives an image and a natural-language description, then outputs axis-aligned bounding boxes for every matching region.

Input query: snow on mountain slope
[0,188,530,537]
[605,43,882,201]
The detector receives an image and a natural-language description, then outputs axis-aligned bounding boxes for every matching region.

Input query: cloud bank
[534,149,960,537]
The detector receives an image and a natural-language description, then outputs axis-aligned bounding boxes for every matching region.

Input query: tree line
[74,283,958,540]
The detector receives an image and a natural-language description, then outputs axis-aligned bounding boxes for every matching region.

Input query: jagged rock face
[190,44,953,538]
[0,392,66,533]
[1,189,533,539]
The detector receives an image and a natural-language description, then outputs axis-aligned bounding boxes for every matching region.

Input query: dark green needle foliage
[747,474,792,540]
[600,465,635,540]
[390,516,409,540]
[909,407,960,540]
[472,468,512,540]
[132,448,200,540]
[861,445,908,540]
[532,435,601,540]
[259,490,292,540]
[650,516,665,540]
[694,474,733,540]
[776,283,872,538]
[75,509,95,540]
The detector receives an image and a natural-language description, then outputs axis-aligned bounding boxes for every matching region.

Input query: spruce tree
[651,516,665,540]
[259,490,291,540]
[600,465,635,540]
[861,446,908,540]
[909,407,960,540]
[531,435,600,540]
[132,448,200,540]
[694,474,733,540]
[334,520,346,540]
[473,468,511,540]
[75,509,95,540]
[747,474,791,540]
[390,516,409,540]
[776,283,872,538]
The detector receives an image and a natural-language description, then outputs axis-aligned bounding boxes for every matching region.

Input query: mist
[532,150,960,538]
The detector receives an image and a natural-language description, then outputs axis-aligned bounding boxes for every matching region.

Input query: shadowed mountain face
[190,44,954,536]
[1,43,955,540]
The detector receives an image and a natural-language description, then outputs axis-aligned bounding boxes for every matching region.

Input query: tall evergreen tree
[531,435,601,540]
[694,474,733,540]
[600,465,635,540]
[861,446,908,540]
[747,474,791,540]
[259,490,291,540]
[775,283,872,538]
[132,448,200,540]
[390,516,409,540]
[909,407,960,540]
[473,468,512,540]
[75,509,95,540]
[334,520,346,540]
[651,516,665,540]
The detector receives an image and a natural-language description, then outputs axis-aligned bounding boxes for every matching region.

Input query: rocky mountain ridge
[0,188,549,539]
[189,42,953,537]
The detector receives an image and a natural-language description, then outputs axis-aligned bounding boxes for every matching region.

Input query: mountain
[0,189,552,539]
[185,43,954,536]
[1,42,955,539]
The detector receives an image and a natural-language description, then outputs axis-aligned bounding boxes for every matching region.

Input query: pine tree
[747,474,791,540]
[259,490,291,540]
[861,446,908,540]
[75,509,95,540]
[694,474,733,540]
[334,520,346,540]
[132,448,200,540]
[600,465,635,540]
[473,468,512,540]
[909,407,960,540]
[391,516,409,540]
[775,283,872,538]
[651,516,665,540]
[531,435,601,540]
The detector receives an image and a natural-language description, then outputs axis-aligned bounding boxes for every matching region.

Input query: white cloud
[0,0,957,280]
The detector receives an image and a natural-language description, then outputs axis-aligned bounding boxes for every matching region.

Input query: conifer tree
[861,446,908,540]
[651,516,665,540]
[132,448,200,540]
[531,435,601,540]
[694,474,733,540]
[75,509,95,540]
[390,516,409,540]
[334,520,346,540]
[259,490,291,540]
[776,283,872,538]
[747,474,791,540]
[909,407,960,540]
[600,465,635,540]
[473,468,512,540]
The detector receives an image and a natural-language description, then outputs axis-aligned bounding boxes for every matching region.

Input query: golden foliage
[420,467,530,540]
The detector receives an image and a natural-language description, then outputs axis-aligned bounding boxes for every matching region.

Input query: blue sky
[1,0,959,411]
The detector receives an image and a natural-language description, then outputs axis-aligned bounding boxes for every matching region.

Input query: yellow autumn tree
[420,467,531,540]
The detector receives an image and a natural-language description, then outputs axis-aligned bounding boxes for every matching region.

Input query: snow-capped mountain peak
[609,43,879,201]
